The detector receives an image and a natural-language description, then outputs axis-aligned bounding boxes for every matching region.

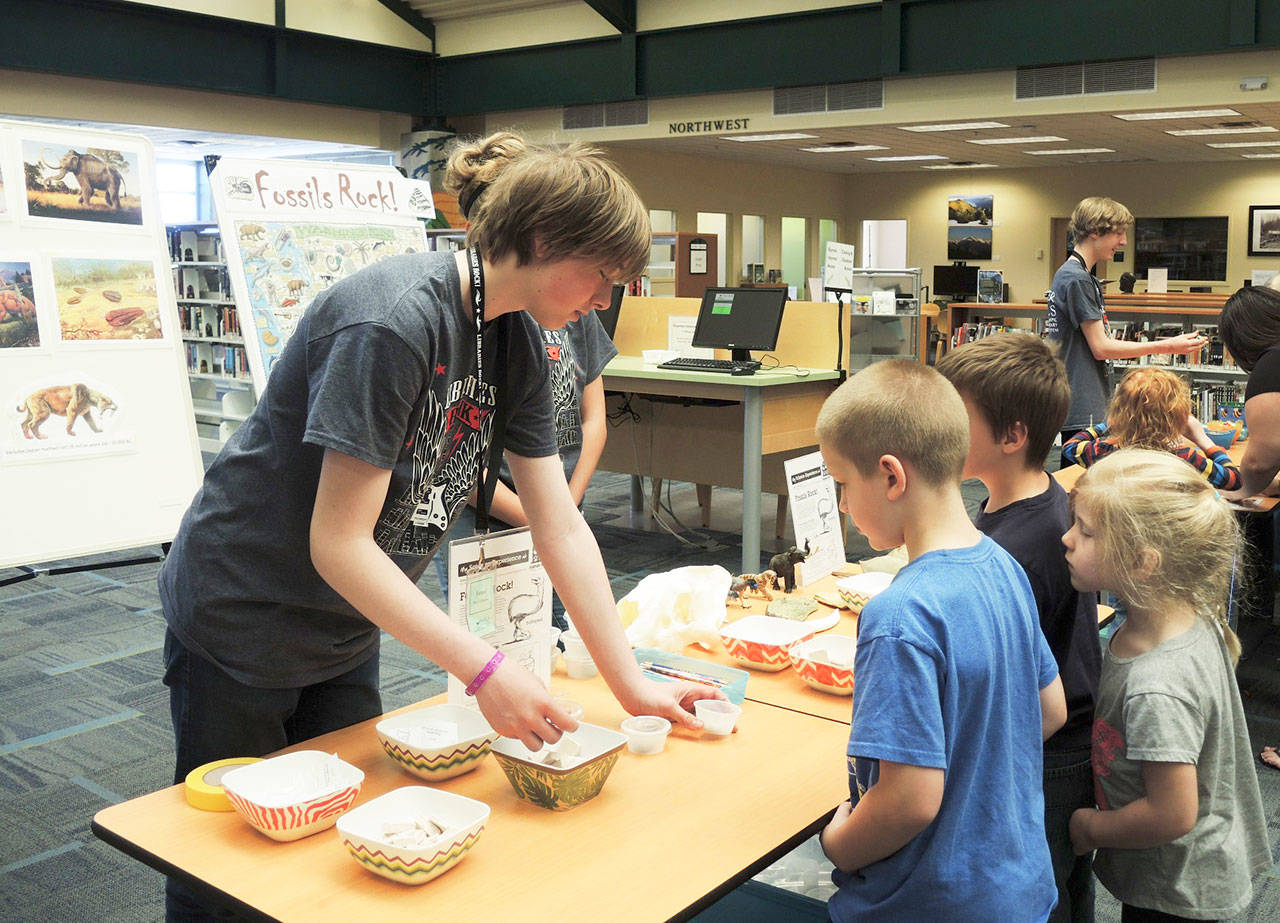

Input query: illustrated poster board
[446,527,552,705]
[783,451,847,583]
[0,119,204,568]
[208,157,433,391]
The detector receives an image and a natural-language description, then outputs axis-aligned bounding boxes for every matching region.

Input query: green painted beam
[0,0,432,115]
[584,0,636,33]
[376,0,437,44]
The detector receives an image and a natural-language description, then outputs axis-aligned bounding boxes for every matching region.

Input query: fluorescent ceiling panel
[1166,126,1278,136]
[722,132,818,142]
[867,154,948,162]
[800,144,889,152]
[1027,148,1115,155]
[898,121,1008,132]
[1113,108,1240,121]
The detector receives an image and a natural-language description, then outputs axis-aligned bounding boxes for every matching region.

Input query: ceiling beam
[584,0,636,34]
[376,0,436,45]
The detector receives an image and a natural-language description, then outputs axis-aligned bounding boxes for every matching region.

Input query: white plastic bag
[617,565,733,652]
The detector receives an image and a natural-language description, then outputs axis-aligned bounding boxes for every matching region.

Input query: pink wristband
[465,651,504,696]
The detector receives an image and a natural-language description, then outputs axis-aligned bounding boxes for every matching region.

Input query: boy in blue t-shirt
[939,333,1102,922]
[815,360,1066,920]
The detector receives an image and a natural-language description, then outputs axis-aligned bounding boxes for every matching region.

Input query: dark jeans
[1121,904,1216,923]
[161,628,381,921]
[1044,748,1096,923]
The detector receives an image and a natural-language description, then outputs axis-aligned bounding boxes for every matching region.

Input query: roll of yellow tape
[184,757,261,811]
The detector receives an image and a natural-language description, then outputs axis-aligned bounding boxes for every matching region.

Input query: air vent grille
[562,104,604,130]
[1017,58,1154,99]
[605,99,648,126]
[774,80,883,115]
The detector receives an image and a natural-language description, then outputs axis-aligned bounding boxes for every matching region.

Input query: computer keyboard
[656,356,761,374]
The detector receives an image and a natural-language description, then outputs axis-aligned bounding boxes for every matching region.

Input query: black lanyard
[466,247,494,534]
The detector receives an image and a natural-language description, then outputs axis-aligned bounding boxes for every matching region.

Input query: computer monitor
[933,264,979,300]
[596,284,624,340]
[690,287,788,362]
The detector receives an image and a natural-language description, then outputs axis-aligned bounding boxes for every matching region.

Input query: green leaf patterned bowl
[336,786,489,886]
[490,723,627,811]
[376,704,500,782]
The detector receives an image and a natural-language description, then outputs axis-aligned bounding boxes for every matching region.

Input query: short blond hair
[816,360,968,487]
[1069,196,1134,242]
[444,131,650,280]
[1073,449,1241,663]
[1107,367,1189,449]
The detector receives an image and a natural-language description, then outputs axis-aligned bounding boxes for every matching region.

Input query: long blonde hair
[1073,448,1242,663]
[443,131,650,281]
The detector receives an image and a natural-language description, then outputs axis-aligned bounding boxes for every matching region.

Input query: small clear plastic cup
[564,654,598,679]
[694,699,741,736]
[561,629,590,660]
[552,695,584,723]
[620,716,672,755]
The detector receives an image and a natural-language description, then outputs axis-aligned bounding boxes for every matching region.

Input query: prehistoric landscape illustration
[51,257,162,341]
[0,260,39,349]
[232,220,424,378]
[21,140,144,225]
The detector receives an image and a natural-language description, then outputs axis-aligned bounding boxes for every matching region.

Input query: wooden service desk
[601,357,841,574]
[92,680,850,922]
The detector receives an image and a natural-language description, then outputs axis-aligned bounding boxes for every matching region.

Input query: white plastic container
[695,699,741,736]
[561,628,590,660]
[552,695,584,723]
[565,654,598,679]
[620,716,672,755]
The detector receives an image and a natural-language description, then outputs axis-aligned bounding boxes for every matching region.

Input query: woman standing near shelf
[1046,196,1207,443]
[157,131,718,919]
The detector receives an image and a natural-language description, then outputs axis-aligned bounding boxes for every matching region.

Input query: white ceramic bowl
[337,785,490,885]
[220,750,363,842]
[695,699,741,736]
[789,634,857,696]
[376,703,500,781]
[620,715,672,755]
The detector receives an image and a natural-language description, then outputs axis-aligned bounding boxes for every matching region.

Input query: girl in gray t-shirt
[1061,449,1271,919]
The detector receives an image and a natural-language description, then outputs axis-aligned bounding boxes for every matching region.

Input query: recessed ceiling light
[899,121,1008,132]
[1206,140,1280,148]
[800,144,889,152]
[1026,148,1116,155]
[1166,126,1279,136]
[722,132,819,142]
[967,136,1067,145]
[921,163,999,170]
[1242,152,1280,158]
[866,154,949,162]
[1113,108,1241,121]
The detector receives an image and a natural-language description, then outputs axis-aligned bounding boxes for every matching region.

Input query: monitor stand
[730,348,753,363]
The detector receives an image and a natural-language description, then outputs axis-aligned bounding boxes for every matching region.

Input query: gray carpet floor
[1,470,1278,921]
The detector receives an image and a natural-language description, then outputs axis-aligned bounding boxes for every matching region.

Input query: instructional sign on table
[446,526,552,704]
[783,450,846,581]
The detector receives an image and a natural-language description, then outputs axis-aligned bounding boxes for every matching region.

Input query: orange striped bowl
[718,615,820,672]
[220,750,363,842]
[376,703,499,781]
[337,786,490,885]
[788,635,858,696]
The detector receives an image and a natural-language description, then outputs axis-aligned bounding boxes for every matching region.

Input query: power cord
[757,354,811,376]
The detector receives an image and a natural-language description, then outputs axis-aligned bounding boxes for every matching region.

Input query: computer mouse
[730,366,756,376]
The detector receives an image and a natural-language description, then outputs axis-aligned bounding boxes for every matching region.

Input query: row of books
[1110,323,1239,370]
[185,343,250,378]
[626,276,653,296]
[950,319,1042,348]
[178,303,243,338]
[1192,383,1245,424]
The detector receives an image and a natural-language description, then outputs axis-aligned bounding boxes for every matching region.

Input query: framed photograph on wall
[1248,205,1280,256]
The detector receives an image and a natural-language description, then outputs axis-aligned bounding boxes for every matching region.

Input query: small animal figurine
[728,570,777,607]
[769,539,811,593]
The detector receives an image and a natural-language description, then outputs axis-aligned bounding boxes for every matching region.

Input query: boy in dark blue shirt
[939,333,1101,922]
[815,360,1065,921]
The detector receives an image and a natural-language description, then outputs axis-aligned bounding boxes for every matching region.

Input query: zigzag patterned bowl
[717,615,824,672]
[337,786,490,885]
[220,750,363,842]
[376,703,499,781]
[788,635,857,696]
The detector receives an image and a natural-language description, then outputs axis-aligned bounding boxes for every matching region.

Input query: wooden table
[600,357,842,573]
[92,679,850,921]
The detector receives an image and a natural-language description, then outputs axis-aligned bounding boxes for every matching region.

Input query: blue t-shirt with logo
[829,535,1059,922]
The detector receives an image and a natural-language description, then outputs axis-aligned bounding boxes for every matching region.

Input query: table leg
[630,475,644,512]
[742,388,763,573]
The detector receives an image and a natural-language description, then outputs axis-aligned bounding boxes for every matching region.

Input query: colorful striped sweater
[1061,423,1241,491]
